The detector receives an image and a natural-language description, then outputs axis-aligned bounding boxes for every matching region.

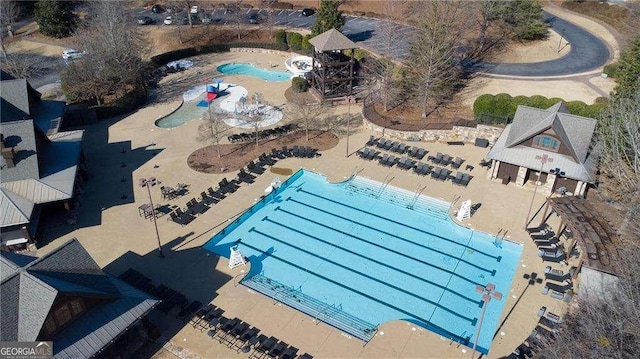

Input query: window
[533,135,560,152]
[53,305,72,327]
[70,299,84,316]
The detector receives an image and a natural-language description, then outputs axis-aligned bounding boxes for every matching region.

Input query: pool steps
[242,273,378,342]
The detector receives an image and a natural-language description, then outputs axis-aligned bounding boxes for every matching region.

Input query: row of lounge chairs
[227,124,298,143]
[506,308,564,358]
[118,268,189,314]
[166,145,318,226]
[427,152,465,169]
[202,311,312,359]
[368,136,428,159]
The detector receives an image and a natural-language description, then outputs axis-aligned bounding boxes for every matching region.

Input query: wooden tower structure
[308,29,358,100]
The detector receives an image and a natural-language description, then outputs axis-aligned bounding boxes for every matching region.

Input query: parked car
[137,16,152,25]
[163,16,172,25]
[190,5,199,14]
[62,49,85,61]
[248,14,259,24]
[301,8,315,16]
[151,4,163,13]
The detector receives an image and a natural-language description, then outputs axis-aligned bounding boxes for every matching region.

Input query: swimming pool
[217,63,291,82]
[203,170,522,354]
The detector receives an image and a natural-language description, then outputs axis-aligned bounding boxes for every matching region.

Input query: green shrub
[494,93,513,117]
[604,62,620,78]
[473,94,496,118]
[275,29,287,46]
[301,34,313,52]
[287,32,303,51]
[473,94,604,124]
[292,77,309,93]
[525,95,550,109]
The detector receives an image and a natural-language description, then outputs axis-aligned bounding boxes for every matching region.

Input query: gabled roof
[487,124,597,183]
[308,29,357,51]
[0,78,40,123]
[0,187,34,227]
[0,239,159,358]
[505,102,596,162]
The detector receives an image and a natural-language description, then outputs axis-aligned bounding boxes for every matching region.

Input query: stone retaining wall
[230,48,292,56]
[362,107,504,145]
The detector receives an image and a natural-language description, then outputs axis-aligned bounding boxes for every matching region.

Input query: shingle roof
[308,28,357,51]
[504,102,596,162]
[488,124,596,183]
[0,119,41,182]
[0,239,159,358]
[0,78,40,123]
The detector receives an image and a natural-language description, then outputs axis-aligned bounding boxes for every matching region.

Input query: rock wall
[362,108,504,145]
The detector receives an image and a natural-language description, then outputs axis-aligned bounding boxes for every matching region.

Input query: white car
[164,16,172,25]
[62,49,85,60]
[190,5,199,14]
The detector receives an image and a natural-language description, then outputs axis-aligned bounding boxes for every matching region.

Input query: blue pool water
[203,170,522,353]
[217,63,291,82]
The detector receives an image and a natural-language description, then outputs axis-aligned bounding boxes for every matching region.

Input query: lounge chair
[452,171,463,185]
[234,326,259,351]
[366,135,377,146]
[460,173,472,186]
[217,317,241,343]
[177,300,203,321]
[237,168,256,184]
[379,154,390,166]
[281,146,292,157]
[441,154,453,166]
[247,161,265,175]
[413,162,425,175]
[432,152,443,164]
[190,303,214,327]
[200,191,218,205]
[223,321,249,346]
[452,157,464,169]
[376,138,386,149]
[438,168,451,181]
[269,341,287,358]
[415,148,427,160]
[208,187,226,200]
[255,336,277,357]
[431,167,442,179]
[397,143,408,153]
[385,155,397,167]
[280,346,299,359]
[292,145,301,157]
[389,142,400,153]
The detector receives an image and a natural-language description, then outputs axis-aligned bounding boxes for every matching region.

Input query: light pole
[345,95,355,157]
[141,178,164,258]
[471,283,502,359]
[524,154,553,229]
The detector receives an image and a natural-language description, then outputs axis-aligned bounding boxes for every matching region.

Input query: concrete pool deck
[37,52,577,358]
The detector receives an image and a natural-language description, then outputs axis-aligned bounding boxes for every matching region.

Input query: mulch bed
[187,130,339,174]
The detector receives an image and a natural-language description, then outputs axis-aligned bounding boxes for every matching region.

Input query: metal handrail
[232,271,248,287]
[272,287,292,305]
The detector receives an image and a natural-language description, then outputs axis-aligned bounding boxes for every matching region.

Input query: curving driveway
[138,8,610,77]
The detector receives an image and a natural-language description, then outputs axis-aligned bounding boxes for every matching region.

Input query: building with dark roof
[486,102,597,196]
[1,71,85,251]
[0,238,159,358]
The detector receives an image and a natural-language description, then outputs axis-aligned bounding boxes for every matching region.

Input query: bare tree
[403,0,469,118]
[197,105,229,158]
[475,0,507,56]
[0,0,21,58]
[370,0,407,112]
[1,52,47,79]
[262,0,278,39]
[61,1,149,105]
[226,0,245,40]
[596,89,640,198]
[285,93,331,141]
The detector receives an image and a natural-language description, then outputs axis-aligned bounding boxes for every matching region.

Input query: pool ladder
[408,184,427,209]
[377,175,394,198]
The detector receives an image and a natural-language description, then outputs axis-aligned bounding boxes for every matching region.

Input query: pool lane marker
[248,225,480,323]
[295,188,502,262]
[262,215,482,304]
[239,238,479,334]
[280,199,498,276]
